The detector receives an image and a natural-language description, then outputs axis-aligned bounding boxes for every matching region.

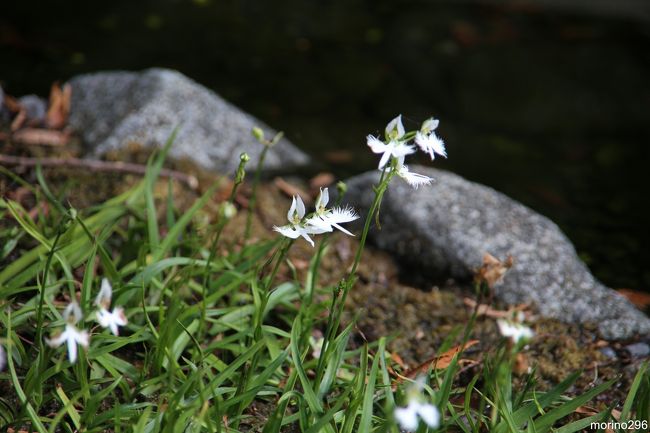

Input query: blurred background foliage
[1,0,649,291]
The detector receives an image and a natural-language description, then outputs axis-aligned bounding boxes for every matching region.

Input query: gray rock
[599,347,617,359]
[18,95,47,124]
[344,166,650,340]
[67,68,310,175]
[624,342,650,359]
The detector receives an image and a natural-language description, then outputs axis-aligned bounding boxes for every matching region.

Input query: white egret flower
[367,135,415,169]
[95,278,128,336]
[273,195,327,247]
[46,302,90,364]
[385,114,406,140]
[395,164,434,189]
[394,376,440,431]
[497,319,534,343]
[306,188,359,236]
[415,118,447,160]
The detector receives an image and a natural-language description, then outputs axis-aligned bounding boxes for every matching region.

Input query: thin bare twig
[0,154,199,190]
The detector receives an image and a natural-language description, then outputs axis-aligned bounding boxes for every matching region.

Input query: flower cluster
[46,279,128,364]
[394,376,440,431]
[274,188,359,246]
[367,115,447,189]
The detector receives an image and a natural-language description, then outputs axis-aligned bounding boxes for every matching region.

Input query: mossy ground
[1,142,647,425]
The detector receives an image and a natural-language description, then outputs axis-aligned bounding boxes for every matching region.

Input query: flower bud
[252,127,265,142]
[219,202,237,220]
[336,181,348,196]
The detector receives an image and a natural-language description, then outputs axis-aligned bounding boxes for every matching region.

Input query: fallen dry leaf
[514,352,529,375]
[617,289,650,309]
[10,108,26,131]
[575,405,599,416]
[3,94,21,112]
[310,172,335,190]
[46,82,71,129]
[476,253,514,288]
[390,352,407,369]
[274,177,312,204]
[323,150,354,163]
[463,297,529,319]
[403,340,479,378]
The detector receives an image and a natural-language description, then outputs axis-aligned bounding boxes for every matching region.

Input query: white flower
[415,118,446,160]
[394,376,440,431]
[367,135,415,169]
[309,335,324,359]
[46,302,90,364]
[386,114,406,140]
[415,132,446,160]
[95,278,128,336]
[273,195,327,247]
[97,308,128,336]
[497,319,534,343]
[306,188,359,236]
[395,164,434,189]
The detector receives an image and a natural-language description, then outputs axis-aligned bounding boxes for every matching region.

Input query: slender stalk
[199,154,249,338]
[348,168,391,278]
[244,145,269,241]
[315,167,394,385]
[35,219,68,354]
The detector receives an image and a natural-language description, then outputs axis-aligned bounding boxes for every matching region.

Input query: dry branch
[0,154,199,190]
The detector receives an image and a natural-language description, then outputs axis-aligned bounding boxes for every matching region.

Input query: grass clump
[0,119,648,433]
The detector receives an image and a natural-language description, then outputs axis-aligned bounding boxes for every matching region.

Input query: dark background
[2,0,649,291]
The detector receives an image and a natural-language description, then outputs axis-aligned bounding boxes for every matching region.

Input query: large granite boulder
[67,68,310,175]
[344,166,650,340]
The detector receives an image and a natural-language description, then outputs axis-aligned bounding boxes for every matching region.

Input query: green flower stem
[299,189,347,351]
[35,217,68,357]
[244,145,270,241]
[315,166,394,387]
[199,154,249,339]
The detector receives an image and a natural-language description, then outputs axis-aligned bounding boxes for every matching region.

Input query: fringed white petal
[367,135,388,153]
[397,165,433,189]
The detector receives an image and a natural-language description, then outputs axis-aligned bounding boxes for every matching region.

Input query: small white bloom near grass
[95,278,128,336]
[306,187,359,236]
[497,319,534,343]
[273,195,325,246]
[45,302,90,364]
[274,192,358,246]
[395,376,440,431]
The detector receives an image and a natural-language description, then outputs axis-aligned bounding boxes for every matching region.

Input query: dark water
[2,1,649,291]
